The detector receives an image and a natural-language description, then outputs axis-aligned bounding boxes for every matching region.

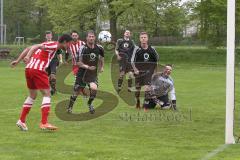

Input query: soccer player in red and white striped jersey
[25,41,58,71]
[10,34,72,131]
[66,30,85,75]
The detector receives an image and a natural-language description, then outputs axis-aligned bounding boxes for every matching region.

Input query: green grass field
[0,48,240,160]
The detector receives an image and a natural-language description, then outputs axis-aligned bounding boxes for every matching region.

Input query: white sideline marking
[200,144,230,160]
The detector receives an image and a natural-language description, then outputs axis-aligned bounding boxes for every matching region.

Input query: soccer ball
[98,31,112,43]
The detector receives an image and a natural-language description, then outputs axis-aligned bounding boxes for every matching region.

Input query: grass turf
[0,58,240,160]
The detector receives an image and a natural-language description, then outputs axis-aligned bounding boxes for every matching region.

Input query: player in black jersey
[115,30,135,93]
[44,31,63,95]
[67,31,104,114]
[131,32,159,110]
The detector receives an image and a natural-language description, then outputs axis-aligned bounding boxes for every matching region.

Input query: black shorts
[118,53,133,73]
[46,60,59,75]
[74,69,98,89]
[147,95,169,109]
[135,71,153,87]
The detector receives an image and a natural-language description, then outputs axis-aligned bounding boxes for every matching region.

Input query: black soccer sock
[135,88,141,108]
[135,87,140,99]
[127,78,132,88]
[50,78,56,91]
[68,95,77,109]
[118,77,123,89]
[88,90,97,106]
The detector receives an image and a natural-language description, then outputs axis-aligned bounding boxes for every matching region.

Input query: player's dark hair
[45,31,52,35]
[58,34,72,43]
[140,31,148,36]
[86,30,95,37]
[71,30,79,35]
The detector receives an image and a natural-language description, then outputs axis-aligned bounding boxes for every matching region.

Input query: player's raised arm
[10,46,31,67]
[23,44,44,64]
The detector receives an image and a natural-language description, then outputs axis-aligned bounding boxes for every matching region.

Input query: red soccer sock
[41,107,50,124]
[19,97,34,123]
[41,96,51,124]
[20,107,31,123]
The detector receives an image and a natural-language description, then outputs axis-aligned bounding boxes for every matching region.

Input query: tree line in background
[3,0,240,47]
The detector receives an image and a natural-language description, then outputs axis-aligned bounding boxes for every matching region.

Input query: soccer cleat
[67,106,73,113]
[39,123,58,131]
[89,105,95,114]
[16,120,28,131]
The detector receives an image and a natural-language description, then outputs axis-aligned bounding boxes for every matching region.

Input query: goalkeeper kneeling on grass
[145,64,177,110]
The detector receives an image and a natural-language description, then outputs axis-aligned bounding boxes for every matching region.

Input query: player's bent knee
[50,74,56,80]
[30,94,37,100]
[90,83,98,90]
[29,89,38,99]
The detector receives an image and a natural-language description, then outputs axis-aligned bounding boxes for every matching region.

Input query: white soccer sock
[23,96,35,107]
[41,96,51,108]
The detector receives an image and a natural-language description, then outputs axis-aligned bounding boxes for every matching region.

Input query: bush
[2,45,239,66]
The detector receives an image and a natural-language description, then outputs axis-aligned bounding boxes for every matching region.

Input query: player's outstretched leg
[67,94,78,113]
[39,93,57,131]
[66,84,81,113]
[88,83,97,114]
[16,96,35,131]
